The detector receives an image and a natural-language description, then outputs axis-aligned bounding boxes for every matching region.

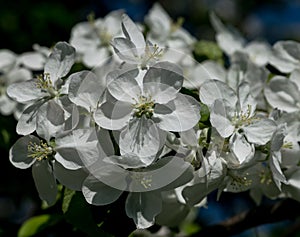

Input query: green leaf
[199,103,210,122]
[18,214,62,237]
[194,40,224,64]
[62,188,111,237]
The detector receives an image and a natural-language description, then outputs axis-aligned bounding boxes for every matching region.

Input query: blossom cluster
[3,3,300,229]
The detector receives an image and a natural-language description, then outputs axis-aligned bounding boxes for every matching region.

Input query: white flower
[70,10,123,67]
[0,49,32,116]
[81,155,193,228]
[18,44,50,71]
[268,40,300,73]
[145,3,195,50]
[264,71,300,112]
[9,135,89,204]
[7,42,76,138]
[112,14,165,69]
[268,124,288,190]
[210,13,272,66]
[200,80,276,167]
[94,61,200,167]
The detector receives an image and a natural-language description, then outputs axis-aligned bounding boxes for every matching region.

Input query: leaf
[194,40,223,64]
[62,188,111,237]
[18,214,62,237]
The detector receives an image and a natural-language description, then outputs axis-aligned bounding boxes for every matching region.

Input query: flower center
[132,95,155,119]
[232,104,257,127]
[27,141,53,161]
[140,44,163,70]
[36,73,52,90]
[35,73,58,97]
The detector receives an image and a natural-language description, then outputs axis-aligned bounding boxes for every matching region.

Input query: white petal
[32,160,57,206]
[290,69,300,91]
[121,14,146,49]
[7,67,32,84]
[244,41,272,66]
[0,49,16,73]
[264,76,300,112]
[143,61,183,104]
[68,71,105,110]
[82,47,109,68]
[0,95,17,115]
[210,99,235,138]
[125,192,162,229]
[9,135,39,169]
[53,162,88,191]
[94,98,132,130]
[237,81,256,115]
[107,69,141,103]
[16,102,43,135]
[229,132,255,167]
[111,37,139,63]
[180,128,198,147]
[119,117,166,167]
[243,119,277,145]
[55,128,102,169]
[44,42,75,85]
[155,94,200,132]
[36,101,65,141]
[7,79,48,104]
[210,13,245,55]
[145,3,171,42]
[199,79,237,108]
[19,52,46,70]
[270,151,287,190]
[82,175,123,205]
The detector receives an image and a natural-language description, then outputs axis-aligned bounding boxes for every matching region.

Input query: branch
[189,199,300,237]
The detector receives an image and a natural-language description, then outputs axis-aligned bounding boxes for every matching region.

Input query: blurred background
[1,0,300,236]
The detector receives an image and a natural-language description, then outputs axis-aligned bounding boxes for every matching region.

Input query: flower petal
[94,96,132,130]
[155,94,200,132]
[36,101,65,141]
[19,52,46,71]
[53,162,88,191]
[7,79,48,104]
[107,69,141,103]
[125,191,162,229]
[16,102,43,135]
[199,79,237,108]
[243,119,277,145]
[210,99,235,138]
[44,42,76,85]
[55,128,102,169]
[68,71,106,110]
[143,61,183,104]
[32,160,57,206]
[121,14,146,50]
[82,174,123,205]
[9,135,39,169]
[229,132,255,167]
[119,117,166,167]
[264,76,300,112]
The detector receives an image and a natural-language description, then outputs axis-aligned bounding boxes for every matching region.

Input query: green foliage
[193,40,224,64]
[18,214,62,237]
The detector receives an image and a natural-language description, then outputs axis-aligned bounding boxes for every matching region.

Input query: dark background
[1,0,300,236]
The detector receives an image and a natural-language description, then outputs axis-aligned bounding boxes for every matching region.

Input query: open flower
[145,3,195,50]
[70,10,123,67]
[94,61,200,168]
[7,42,76,139]
[200,80,277,167]
[0,49,32,116]
[81,155,193,228]
[112,14,165,69]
